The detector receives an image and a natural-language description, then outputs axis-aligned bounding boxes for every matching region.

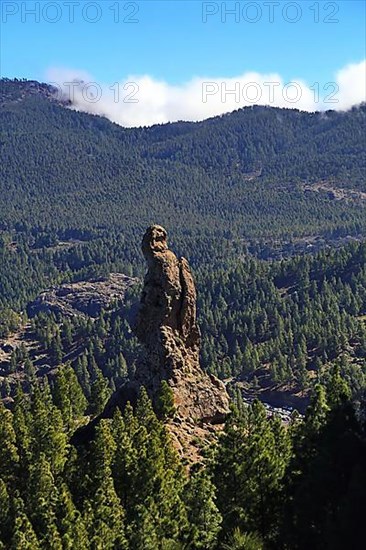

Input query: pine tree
[75,354,91,398]
[89,368,111,416]
[26,453,62,549]
[113,391,189,544]
[0,402,19,483]
[24,358,36,383]
[88,421,127,549]
[12,387,32,490]
[213,408,246,535]
[50,332,63,364]
[89,477,127,550]
[0,478,11,544]
[304,384,330,435]
[30,382,69,475]
[52,365,87,430]
[111,408,138,509]
[280,378,366,550]
[326,364,352,409]
[184,469,222,548]
[156,380,176,419]
[10,496,41,550]
[214,402,291,542]
[128,502,161,550]
[62,319,73,348]
[56,481,88,550]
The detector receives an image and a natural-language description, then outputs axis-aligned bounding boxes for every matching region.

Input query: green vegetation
[0,367,365,548]
[0,382,221,549]
[156,381,176,419]
[198,241,366,391]
[1,241,365,401]
[0,79,365,548]
[214,369,366,549]
[1,79,365,247]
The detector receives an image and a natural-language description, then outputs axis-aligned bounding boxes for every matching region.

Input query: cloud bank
[46,60,366,128]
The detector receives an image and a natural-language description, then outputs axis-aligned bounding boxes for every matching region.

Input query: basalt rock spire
[133,225,229,425]
[135,224,200,358]
[75,225,230,458]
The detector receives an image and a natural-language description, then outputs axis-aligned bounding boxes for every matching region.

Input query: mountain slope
[1,79,365,247]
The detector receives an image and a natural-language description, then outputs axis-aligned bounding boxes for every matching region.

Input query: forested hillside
[0,78,365,549]
[1,78,365,400]
[1,78,365,246]
[1,235,365,406]
[0,360,365,549]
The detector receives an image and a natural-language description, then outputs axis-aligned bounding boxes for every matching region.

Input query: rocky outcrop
[89,226,230,460]
[27,274,138,318]
[74,226,230,460]
[135,225,200,352]
[133,225,229,423]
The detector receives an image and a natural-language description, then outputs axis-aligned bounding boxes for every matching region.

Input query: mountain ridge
[1,78,365,251]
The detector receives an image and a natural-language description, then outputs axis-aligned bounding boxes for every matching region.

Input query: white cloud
[335,59,366,110]
[46,60,366,128]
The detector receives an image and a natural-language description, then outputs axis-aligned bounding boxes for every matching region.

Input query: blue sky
[2,0,365,83]
[1,1,365,125]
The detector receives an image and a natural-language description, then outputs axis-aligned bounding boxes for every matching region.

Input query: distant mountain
[0,78,70,106]
[1,78,365,248]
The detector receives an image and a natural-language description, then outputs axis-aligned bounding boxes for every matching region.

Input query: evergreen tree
[30,382,69,475]
[0,403,19,483]
[26,453,62,549]
[280,381,366,550]
[184,469,222,548]
[12,387,32,490]
[89,368,111,416]
[214,402,291,542]
[88,421,127,549]
[0,478,11,544]
[52,365,87,431]
[156,380,176,419]
[10,496,41,550]
[56,481,88,550]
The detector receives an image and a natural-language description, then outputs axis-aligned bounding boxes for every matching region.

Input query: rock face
[133,225,229,424]
[27,274,138,318]
[135,225,200,352]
